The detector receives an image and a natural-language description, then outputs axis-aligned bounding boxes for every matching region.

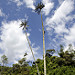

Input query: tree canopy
[0,45,75,75]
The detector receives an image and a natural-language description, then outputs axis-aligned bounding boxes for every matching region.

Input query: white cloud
[45,0,75,50]
[23,0,35,9]
[0,20,40,64]
[42,0,54,15]
[0,9,5,17]
[64,24,75,44]
[45,0,74,34]
[46,0,74,25]
[62,23,75,52]
[54,23,69,34]
[10,0,35,9]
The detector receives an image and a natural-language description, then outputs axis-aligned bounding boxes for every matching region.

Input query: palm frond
[20,20,29,31]
[35,2,45,14]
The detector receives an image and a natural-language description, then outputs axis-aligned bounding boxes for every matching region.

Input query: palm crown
[35,2,45,14]
[20,20,29,30]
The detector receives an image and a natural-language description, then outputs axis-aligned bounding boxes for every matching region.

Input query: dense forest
[0,44,75,75]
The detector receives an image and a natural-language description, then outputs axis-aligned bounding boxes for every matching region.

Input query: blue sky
[0,0,75,65]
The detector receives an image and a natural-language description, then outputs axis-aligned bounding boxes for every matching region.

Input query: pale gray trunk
[25,32,40,75]
[41,13,46,75]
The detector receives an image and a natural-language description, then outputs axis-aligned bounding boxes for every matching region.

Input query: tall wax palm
[20,20,40,75]
[35,2,46,75]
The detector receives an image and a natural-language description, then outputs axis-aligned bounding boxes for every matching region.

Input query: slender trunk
[41,13,46,75]
[25,32,40,75]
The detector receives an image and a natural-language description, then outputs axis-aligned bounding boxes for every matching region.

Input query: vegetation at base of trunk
[0,45,75,75]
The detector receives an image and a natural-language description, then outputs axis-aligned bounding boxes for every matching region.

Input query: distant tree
[18,53,28,66]
[1,55,8,66]
[46,49,55,58]
[58,45,75,66]
[58,45,64,58]
[68,44,75,53]
[18,58,26,66]
[35,2,46,75]
[1,55,8,75]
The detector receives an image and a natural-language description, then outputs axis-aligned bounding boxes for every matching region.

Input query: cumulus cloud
[0,20,40,64]
[42,0,54,15]
[23,0,35,9]
[45,0,75,50]
[0,9,5,17]
[10,0,35,9]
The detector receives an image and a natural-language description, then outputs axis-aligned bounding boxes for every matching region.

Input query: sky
[0,0,75,66]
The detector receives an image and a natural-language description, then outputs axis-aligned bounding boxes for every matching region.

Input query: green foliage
[20,20,29,31]
[0,45,75,75]
[1,55,8,66]
[46,49,55,57]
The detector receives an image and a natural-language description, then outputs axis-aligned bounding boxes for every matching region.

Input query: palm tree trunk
[41,13,46,75]
[25,32,40,75]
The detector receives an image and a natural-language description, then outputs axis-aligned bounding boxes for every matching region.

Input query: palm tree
[20,20,40,75]
[35,2,46,75]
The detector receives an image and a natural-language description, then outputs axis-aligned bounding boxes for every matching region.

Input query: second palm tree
[20,20,40,75]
